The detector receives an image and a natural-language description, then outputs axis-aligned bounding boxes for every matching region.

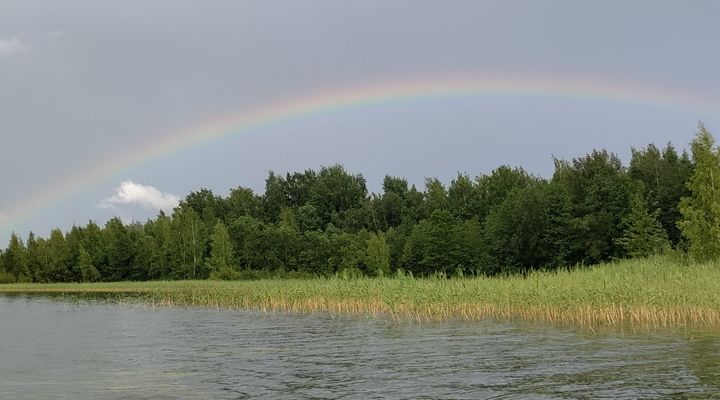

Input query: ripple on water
[0,294,719,399]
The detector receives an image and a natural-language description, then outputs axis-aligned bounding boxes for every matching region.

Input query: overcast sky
[2,0,720,242]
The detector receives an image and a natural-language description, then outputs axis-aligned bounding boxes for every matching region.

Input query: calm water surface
[1,294,719,399]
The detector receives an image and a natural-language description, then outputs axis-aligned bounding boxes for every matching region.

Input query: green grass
[2,256,719,327]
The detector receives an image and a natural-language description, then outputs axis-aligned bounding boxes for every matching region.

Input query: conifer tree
[616,193,669,258]
[678,124,720,260]
[628,143,693,245]
[4,233,30,282]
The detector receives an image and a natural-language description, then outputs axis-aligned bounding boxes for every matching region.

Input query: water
[0,294,719,399]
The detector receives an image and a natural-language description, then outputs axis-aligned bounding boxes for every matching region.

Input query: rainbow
[2,74,719,236]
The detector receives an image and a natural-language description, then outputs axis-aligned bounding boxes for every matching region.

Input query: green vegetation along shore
[3,256,719,328]
[5,125,719,285]
[3,125,720,329]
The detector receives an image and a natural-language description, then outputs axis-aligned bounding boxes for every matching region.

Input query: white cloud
[0,37,30,57]
[0,214,8,224]
[99,181,180,211]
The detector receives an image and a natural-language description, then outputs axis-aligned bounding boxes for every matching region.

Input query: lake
[0,294,718,399]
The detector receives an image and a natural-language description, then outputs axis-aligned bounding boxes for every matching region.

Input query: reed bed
[2,256,720,328]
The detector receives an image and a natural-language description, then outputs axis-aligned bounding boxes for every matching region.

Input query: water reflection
[0,294,718,399]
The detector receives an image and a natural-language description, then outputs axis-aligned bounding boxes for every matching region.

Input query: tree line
[2,124,719,283]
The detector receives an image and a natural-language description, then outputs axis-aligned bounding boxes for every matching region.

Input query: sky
[1,0,720,243]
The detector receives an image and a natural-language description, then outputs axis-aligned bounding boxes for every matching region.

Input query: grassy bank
[1,256,719,328]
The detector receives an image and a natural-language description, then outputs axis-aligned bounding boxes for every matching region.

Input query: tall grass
[2,256,719,328]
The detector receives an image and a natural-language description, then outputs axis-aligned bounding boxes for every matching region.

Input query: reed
[2,256,719,328]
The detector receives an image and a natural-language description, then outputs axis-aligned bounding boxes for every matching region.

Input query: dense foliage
[4,125,720,283]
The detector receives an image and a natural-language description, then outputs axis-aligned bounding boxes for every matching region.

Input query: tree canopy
[2,125,718,282]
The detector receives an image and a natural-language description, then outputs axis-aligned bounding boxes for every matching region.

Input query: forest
[1,124,719,284]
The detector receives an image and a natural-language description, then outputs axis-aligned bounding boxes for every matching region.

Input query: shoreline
[2,256,719,328]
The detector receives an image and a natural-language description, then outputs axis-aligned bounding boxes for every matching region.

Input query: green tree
[226,187,262,222]
[336,200,374,232]
[46,229,72,282]
[375,175,411,229]
[376,192,402,230]
[296,204,323,232]
[297,230,332,275]
[182,188,226,229]
[474,166,536,221]
[270,208,301,270]
[25,232,43,282]
[228,216,265,270]
[208,221,238,279]
[285,169,318,208]
[309,165,367,225]
[424,177,449,214]
[629,143,693,245]
[385,224,411,272]
[678,124,720,260]
[402,210,463,276]
[366,231,391,276]
[263,171,290,222]
[0,250,13,283]
[542,182,573,267]
[81,221,105,277]
[103,218,133,281]
[171,207,207,279]
[552,150,634,264]
[127,224,153,281]
[448,173,478,219]
[77,247,100,282]
[327,228,368,276]
[483,185,554,274]
[144,212,173,279]
[615,193,669,258]
[64,226,85,281]
[402,185,426,223]
[3,233,29,282]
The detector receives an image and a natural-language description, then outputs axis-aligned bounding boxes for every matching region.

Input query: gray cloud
[99,181,180,212]
[1,1,720,242]
[0,37,29,57]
